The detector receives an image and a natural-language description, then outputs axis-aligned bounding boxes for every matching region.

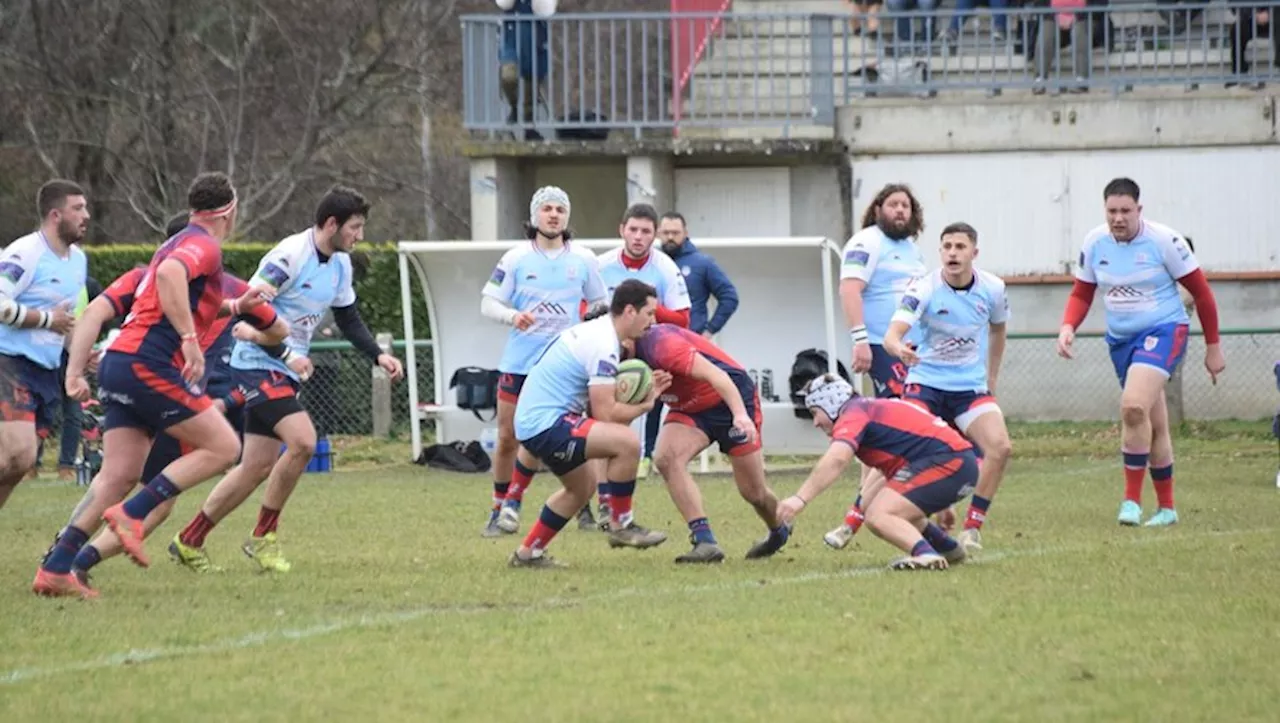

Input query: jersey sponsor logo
[1078,251,1085,267]
[973,300,988,316]
[261,262,290,287]
[0,262,25,283]
[844,249,870,266]
[596,359,617,377]
[900,295,921,313]
[532,301,570,316]
[488,267,506,286]
[1106,285,1145,299]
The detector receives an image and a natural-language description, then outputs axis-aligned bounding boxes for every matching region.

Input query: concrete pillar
[469,157,524,241]
[371,332,394,438]
[625,155,675,213]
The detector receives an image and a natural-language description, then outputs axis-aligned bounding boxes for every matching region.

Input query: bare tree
[0,0,445,242]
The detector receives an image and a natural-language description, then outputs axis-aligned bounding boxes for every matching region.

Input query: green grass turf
[1,421,1277,722]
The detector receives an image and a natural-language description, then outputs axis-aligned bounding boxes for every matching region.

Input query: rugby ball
[614,359,653,404]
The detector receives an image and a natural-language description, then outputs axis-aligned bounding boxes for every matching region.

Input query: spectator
[1027,0,1110,95]
[635,211,740,474]
[845,0,883,36]
[658,213,739,339]
[1228,8,1276,91]
[941,0,1010,46]
[884,0,939,55]
[496,0,557,137]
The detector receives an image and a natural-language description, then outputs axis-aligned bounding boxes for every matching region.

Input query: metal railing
[462,4,1280,136]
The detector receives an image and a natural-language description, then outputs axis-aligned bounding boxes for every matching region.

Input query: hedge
[83,242,432,339]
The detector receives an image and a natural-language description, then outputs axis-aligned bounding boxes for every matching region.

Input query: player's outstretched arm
[777,443,856,525]
[232,315,290,347]
[883,320,918,366]
[64,296,116,400]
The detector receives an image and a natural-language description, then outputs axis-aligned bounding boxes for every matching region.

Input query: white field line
[1,525,1271,686]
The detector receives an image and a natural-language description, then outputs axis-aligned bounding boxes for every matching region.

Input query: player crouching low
[623,322,789,563]
[777,374,975,570]
[508,279,669,568]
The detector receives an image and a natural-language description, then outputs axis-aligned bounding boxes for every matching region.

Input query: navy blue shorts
[1107,322,1189,388]
[903,384,1000,435]
[520,413,596,477]
[665,374,763,457]
[498,373,527,404]
[97,351,212,434]
[888,449,980,516]
[0,353,60,436]
[869,344,908,399]
[141,377,244,482]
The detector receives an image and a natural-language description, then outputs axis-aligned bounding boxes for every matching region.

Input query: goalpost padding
[397,237,850,462]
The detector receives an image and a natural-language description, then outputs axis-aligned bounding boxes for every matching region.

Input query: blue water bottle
[314,435,332,473]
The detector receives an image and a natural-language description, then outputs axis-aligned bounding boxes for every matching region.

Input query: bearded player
[169,186,402,574]
[825,183,929,550]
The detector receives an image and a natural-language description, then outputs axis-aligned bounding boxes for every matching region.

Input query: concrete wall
[471,154,846,242]
[838,91,1277,155]
[470,158,628,240]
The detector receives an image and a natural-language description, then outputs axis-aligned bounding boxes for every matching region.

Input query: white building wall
[852,147,1280,274]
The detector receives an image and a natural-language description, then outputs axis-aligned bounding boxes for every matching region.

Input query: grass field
[1,421,1278,722]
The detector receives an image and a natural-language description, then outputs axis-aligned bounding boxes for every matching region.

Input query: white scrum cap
[529,185,571,227]
[803,373,854,421]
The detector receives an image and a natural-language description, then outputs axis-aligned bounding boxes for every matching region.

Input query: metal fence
[30,328,1276,472]
[463,4,1280,136]
[312,328,1278,437]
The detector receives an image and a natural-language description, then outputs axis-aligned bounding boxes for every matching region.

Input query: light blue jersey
[513,316,621,440]
[0,231,87,369]
[840,226,927,344]
[484,242,606,376]
[1075,220,1199,341]
[596,247,691,311]
[231,229,356,380]
[891,268,1010,393]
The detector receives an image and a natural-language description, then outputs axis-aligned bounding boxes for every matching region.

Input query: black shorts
[237,368,305,440]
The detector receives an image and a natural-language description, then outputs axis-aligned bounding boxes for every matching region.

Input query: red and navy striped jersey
[832,397,973,478]
[108,226,227,365]
[101,267,148,318]
[634,323,747,413]
[101,267,275,359]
